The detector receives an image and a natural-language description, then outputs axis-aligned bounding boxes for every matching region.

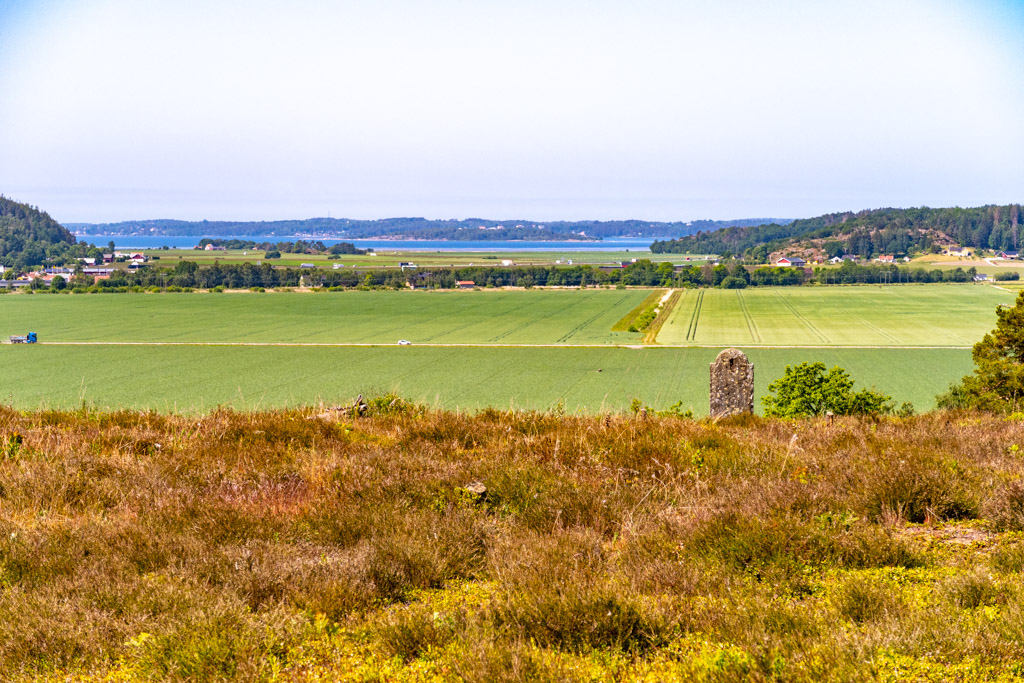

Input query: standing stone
[709,348,754,418]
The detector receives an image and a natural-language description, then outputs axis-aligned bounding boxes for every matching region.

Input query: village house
[876,254,895,263]
[456,280,475,289]
[774,257,806,267]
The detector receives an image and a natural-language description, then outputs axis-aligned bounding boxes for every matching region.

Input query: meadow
[0,289,649,345]
[144,248,672,268]
[0,345,971,414]
[3,406,1024,681]
[656,284,1010,346]
[0,284,1008,347]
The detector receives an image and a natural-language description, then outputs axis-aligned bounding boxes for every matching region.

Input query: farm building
[774,257,806,267]
[456,280,475,289]
[996,250,1019,259]
[876,254,895,263]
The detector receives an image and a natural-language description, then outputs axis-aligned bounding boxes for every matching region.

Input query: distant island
[65,216,793,241]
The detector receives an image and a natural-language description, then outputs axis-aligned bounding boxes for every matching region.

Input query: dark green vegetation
[2,406,1024,680]
[0,196,91,268]
[939,290,1024,414]
[0,345,970,414]
[652,204,1023,261]
[762,362,894,417]
[66,216,791,239]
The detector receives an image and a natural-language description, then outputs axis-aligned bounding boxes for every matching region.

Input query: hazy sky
[1,0,1022,223]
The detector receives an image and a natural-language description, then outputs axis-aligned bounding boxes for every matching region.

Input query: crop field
[0,290,649,345]
[144,248,690,268]
[0,345,971,414]
[656,284,1012,346]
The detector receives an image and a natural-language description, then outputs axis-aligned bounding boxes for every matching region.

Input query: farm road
[34,341,973,350]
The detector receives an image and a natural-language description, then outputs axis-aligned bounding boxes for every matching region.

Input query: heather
[2,403,1024,680]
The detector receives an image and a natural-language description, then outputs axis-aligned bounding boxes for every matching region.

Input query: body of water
[74,235,655,252]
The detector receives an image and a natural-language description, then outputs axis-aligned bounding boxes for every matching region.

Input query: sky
[0,0,1022,223]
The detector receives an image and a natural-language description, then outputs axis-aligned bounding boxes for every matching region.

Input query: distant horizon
[61,214,796,227]
[3,1,1022,222]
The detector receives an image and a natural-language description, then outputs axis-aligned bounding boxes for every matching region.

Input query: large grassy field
[1,284,1010,347]
[656,284,1011,346]
[0,290,648,345]
[0,286,999,413]
[0,345,971,414]
[144,248,683,268]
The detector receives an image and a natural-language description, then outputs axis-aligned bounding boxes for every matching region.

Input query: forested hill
[0,196,79,266]
[65,216,792,240]
[650,205,1022,261]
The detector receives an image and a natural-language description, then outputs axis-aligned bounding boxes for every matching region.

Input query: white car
[397,339,412,345]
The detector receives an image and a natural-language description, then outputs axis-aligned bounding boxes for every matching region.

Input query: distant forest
[65,216,792,240]
[0,196,96,268]
[651,205,1022,261]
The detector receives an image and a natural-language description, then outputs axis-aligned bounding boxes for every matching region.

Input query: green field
[143,248,695,268]
[657,284,1011,346]
[0,285,1000,413]
[0,290,649,345]
[0,345,971,414]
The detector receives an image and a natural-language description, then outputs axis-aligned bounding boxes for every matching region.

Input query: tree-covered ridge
[651,205,1023,261]
[0,196,81,266]
[66,216,792,240]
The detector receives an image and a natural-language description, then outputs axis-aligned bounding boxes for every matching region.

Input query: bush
[719,275,747,289]
[762,362,891,417]
[985,480,1024,531]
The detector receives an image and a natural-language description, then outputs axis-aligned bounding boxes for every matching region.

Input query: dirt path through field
[26,341,974,349]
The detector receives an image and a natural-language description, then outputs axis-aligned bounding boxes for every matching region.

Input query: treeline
[651,205,1023,261]
[15,258,1001,294]
[0,196,97,268]
[66,216,792,240]
[20,260,808,291]
[196,238,368,255]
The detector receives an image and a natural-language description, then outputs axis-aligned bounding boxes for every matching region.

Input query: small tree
[937,291,1024,413]
[762,362,891,417]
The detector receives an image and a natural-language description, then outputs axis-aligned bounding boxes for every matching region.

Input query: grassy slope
[0,345,971,414]
[4,406,1024,681]
[656,285,1011,346]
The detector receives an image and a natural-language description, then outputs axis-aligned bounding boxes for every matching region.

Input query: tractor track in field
[771,289,831,344]
[735,291,762,343]
[19,341,973,349]
[685,290,704,341]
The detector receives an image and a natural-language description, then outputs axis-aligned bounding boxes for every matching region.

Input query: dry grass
[2,404,1024,680]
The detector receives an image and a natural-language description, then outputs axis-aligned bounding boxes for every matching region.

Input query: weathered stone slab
[709,348,754,418]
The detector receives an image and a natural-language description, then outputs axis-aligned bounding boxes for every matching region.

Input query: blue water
[74,235,654,252]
